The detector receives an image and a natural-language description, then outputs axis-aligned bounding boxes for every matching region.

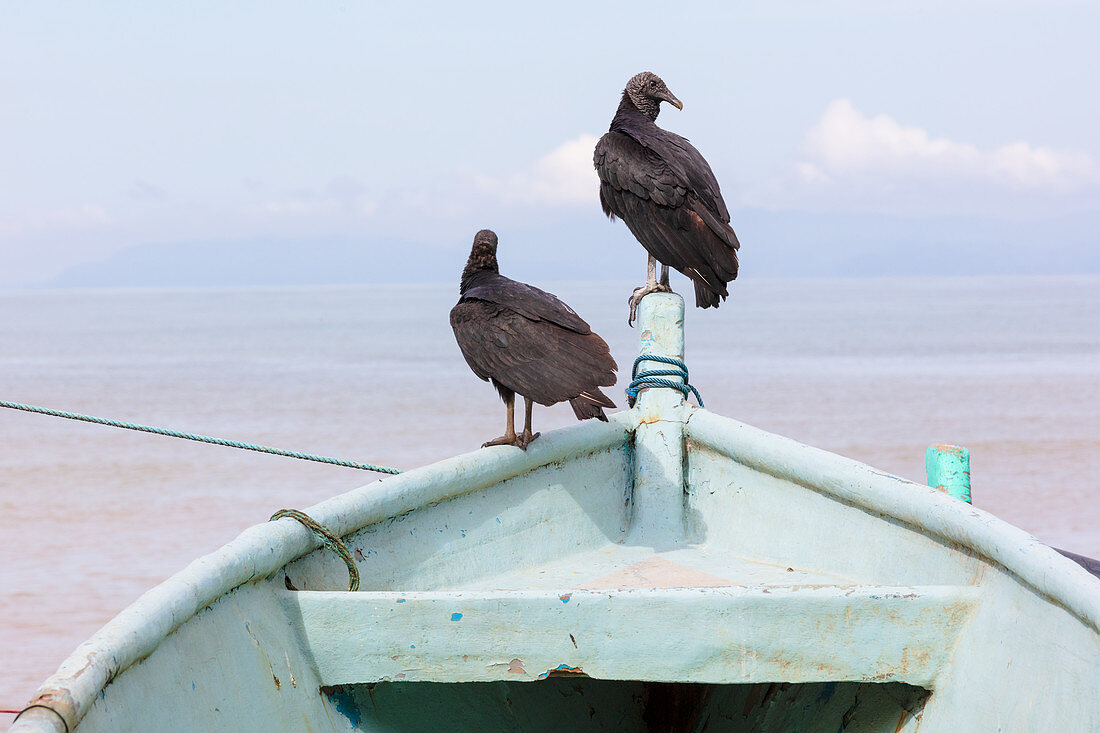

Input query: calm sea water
[1,276,1098,714]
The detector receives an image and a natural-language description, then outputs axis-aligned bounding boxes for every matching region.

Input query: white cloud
[752,99,1098,215]
[478,134,600,207]
[803,99,1096,191]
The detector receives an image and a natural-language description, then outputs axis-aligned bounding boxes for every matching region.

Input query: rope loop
[269,509,360,592]
[625,355,704,408]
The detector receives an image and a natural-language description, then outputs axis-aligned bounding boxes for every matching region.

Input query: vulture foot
[627,283,673,327]
[482,433,518,448]
[516,429,541,450]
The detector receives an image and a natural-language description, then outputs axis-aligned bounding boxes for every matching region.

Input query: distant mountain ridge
[45,209,1100,288]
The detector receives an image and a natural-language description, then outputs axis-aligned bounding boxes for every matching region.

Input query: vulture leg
[660,263,670,287]
[517,396,540,450]
[628,255,672,327]
[483,394,518,447]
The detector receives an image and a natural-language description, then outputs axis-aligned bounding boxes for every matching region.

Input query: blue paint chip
[396,598,406,603]
[410,644,415,649]
[451,612,463,621]
[559,593,572,603]
[192,681,196,691]
[538,664,583,680]
[323,687,362,726]
[460,529,467,538]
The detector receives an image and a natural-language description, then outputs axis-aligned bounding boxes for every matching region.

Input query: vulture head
[461,229,500,291]
[625,72,683,121]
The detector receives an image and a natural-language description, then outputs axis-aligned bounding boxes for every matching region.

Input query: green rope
[0,400,402,475]
[625,355,704,407]
[270,509,360,592]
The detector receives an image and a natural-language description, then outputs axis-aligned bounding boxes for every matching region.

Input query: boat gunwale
[13,416,634,733]
[16,406,1100,732]
[687,408,1100,634]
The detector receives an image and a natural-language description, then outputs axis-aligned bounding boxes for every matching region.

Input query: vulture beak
[661,91,684,111]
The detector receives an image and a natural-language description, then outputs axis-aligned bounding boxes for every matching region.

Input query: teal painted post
[926,444,971,504]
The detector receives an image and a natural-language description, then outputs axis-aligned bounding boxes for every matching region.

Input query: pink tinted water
[1,277,1097,716]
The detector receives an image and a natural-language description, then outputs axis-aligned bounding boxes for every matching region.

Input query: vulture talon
[627,281,668,327]
[516,430,540,451]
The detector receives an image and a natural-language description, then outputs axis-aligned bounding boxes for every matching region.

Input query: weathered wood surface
[287,586,977,687]
[13,293,1100,733]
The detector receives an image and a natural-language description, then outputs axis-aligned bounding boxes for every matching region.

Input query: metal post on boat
[628,293,688,547]
[926,444,972,504]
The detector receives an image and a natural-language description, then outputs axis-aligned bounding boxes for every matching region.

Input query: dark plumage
[594,72,740,323]
[450,230,617,449]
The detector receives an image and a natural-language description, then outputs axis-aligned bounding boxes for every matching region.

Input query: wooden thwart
[282,585,977,688]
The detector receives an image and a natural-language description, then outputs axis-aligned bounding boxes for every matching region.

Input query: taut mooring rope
[0,400,402,475]
[625,355,704,408]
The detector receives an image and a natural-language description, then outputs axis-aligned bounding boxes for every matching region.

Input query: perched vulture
[594,71,740,324]
[450,230,617,449]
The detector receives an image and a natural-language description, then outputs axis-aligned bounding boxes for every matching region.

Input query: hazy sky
[2,1,1098,287]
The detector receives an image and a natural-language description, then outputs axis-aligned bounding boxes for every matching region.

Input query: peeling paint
[536,664,585,680]
[926,444,972,504]
[13,292,1100,733]
[318,685,361,727]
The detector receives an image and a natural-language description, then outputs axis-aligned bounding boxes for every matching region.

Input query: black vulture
[594,71,741,325]
[450,230,617,449]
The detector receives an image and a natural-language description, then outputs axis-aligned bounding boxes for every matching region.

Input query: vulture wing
[461,272,591,334]
[595,128,739,307]
[450,298,617,415]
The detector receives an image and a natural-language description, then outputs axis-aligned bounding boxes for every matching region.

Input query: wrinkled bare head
[461,229,500,291]
[472,229,498,252]
[625,72,683,121]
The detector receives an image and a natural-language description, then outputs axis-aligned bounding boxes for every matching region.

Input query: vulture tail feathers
[569,387,615,421]
[693,277,723,309]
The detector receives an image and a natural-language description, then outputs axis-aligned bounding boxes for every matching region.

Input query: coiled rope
[625,355,704,408]
[269,509,360,592]
[0,400,402,475]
